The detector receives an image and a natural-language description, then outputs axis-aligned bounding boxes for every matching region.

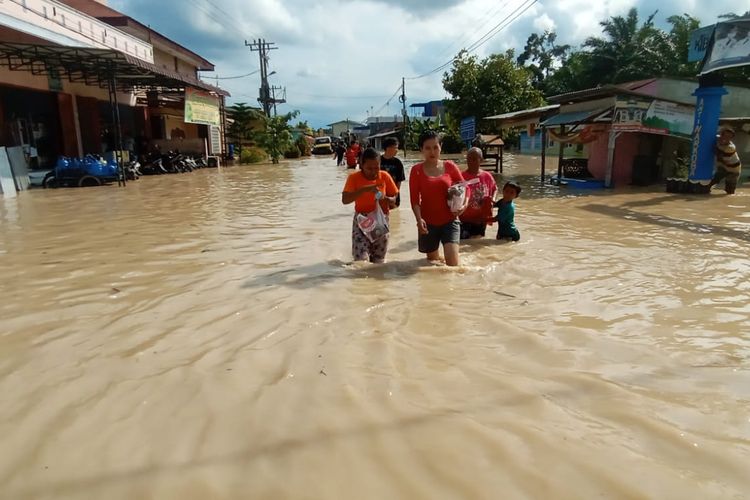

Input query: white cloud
[533,13,556,32]
[116,0,741,127]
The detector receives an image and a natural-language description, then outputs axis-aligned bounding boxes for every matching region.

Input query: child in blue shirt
[494,181,521,241]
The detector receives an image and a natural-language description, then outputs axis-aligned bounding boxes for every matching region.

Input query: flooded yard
[1,154,749,499]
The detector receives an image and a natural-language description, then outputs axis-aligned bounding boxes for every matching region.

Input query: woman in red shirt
[409,130,467,266]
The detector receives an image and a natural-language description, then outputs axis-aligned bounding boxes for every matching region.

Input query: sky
[110,0,742,128]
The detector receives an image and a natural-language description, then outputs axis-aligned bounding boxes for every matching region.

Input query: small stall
[543,84,697,188]
[472,134,505,173]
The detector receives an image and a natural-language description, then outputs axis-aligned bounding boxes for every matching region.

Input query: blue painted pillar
[689,86,727,181]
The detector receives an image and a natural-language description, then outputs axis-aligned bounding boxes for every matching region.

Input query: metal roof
[541,108,609,127]
[0,42,229,96]
[484,104,559,121]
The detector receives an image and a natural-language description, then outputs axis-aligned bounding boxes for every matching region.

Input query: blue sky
[110,0,742,128]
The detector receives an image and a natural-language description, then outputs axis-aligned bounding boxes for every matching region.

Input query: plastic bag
[357,201,389,243]
[447,178,480,212]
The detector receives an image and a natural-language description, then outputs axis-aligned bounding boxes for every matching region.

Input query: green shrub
[441,130,465,154]
[284,147,301,159]
[241,147,267,164]
[296,136,311,156]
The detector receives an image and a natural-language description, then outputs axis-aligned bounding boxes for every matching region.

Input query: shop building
[487,78,750,187]
[0,0,228,174]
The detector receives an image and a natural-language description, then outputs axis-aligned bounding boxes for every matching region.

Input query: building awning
[484,104,559,125]
[541,108,609,127]
[0,42,229,96]
[0,11,96,48]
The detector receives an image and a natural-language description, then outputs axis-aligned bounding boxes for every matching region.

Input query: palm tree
[583,8,674,84]
[666,13,702,76]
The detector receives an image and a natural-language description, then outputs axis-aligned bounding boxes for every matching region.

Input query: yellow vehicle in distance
[312,136,333,155]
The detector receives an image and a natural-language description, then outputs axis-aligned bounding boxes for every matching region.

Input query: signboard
[184,87,220,127]
[700,18,750,74]
[209,125,221,155]
[688,25,715,63]
[460,116,476,142]
[613,97,694,138]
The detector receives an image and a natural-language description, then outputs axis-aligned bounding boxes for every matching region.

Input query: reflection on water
[1,154,749,499]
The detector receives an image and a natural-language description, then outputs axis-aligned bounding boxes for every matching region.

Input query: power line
[434,0,513,60]
[465,0,538,53]
[406,0,539,80]
[210,69,261,80]
[363,84,404,122]
[185,0,261,40]
[292,92,393,100]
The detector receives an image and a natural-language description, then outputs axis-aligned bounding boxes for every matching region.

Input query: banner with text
[700,18,750,74]
[184,87,221,127]
[613,97,694,138]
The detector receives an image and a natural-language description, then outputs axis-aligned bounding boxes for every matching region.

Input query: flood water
[1,154,749,499]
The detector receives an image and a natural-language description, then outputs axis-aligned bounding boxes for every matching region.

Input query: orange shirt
[343,170,398,214]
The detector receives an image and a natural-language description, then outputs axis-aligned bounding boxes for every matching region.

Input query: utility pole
[399,77,407,158]
[270,85,286,116]
[245,38,277,116]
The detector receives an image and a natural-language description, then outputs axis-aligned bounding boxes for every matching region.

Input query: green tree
[517,31,571,90]
[718,11,750,19]
[226,102,259,161]
[666,13,702,77]
[583,8,675,83]
[541,51,598,95]
[442,49,544,128]
[294,120,314,136]
[253,111,300,164]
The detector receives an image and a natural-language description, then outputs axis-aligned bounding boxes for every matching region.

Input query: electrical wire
[434,0,513,60]
[292,92,393,100]
[363,84,404,122]
[210,69,261,80]
[406,0,539,80]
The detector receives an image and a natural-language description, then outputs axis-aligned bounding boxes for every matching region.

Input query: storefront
[0,42,228,178]
[540,87,697,188]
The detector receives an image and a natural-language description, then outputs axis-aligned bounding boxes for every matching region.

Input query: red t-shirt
[345,148,358,166]
[460,170,497,224]
[409,160,464,226]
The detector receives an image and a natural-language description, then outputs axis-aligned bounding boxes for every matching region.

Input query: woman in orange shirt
[342,148,398,263]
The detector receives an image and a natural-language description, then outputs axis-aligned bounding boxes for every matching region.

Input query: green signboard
[184,87,220,127]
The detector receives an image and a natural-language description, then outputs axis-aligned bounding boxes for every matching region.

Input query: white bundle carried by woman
[357,193,389,242]
[447,178,480,212]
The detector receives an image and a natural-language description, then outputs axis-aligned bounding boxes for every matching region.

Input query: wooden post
[557,125,565,179]
[499,146,503,173]
[540,127,546,184]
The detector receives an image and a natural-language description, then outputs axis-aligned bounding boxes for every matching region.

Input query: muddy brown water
[1,154,749,499]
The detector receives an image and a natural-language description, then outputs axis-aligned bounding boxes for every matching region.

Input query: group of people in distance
[341,130,519,266]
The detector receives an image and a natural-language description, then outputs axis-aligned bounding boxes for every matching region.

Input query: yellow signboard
[184,87,220,127]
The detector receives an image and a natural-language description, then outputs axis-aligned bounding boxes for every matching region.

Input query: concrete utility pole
[245,38,277,116]
[399,77,407,158]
